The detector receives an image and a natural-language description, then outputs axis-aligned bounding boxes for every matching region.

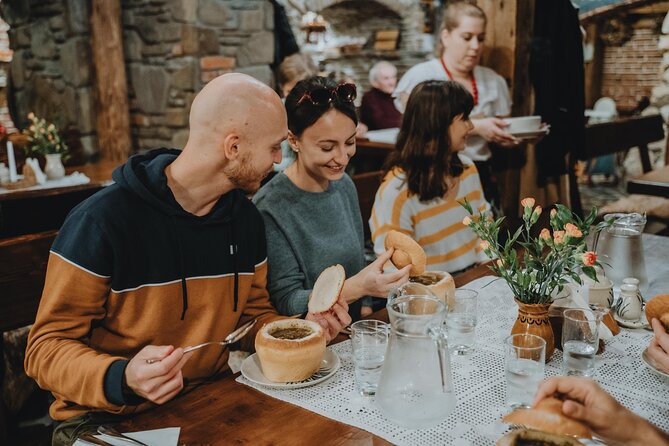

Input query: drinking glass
[562,309,599,377]
[350,319,388,396]
[445,289,478,355]
[504,334,546,409]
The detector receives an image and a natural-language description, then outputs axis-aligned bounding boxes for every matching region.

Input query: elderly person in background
[360,61,403,131]
[394,1,517,210]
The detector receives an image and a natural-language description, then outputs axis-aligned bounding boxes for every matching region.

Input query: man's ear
[287,131,300,152]
[222,134,240,160]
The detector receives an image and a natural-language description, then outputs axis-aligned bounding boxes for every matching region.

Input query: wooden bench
[0,230,57,440]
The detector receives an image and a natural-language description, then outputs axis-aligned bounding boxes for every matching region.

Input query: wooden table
[0,160,120,238]
[626,165,669,199]
[117,264,494,445]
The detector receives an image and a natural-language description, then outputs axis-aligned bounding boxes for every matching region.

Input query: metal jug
[594,213,648,296]
[375,295,456,428]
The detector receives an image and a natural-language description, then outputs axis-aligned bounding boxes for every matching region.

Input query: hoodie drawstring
[171,216,189,320]
[230,223,239,312]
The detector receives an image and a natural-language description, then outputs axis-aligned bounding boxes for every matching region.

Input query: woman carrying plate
[394,1,517,209]
[253,76,411,320]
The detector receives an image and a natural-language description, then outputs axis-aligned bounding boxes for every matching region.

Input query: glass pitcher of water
[594,213,648,296]
[375,295,456,428]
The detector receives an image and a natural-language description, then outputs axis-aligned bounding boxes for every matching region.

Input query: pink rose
[539,228,551,240]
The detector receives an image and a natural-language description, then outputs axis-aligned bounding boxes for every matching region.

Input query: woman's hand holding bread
[341,248,411,303]
[648,318,669,375]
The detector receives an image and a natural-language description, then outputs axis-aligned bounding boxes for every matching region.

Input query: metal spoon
[145,319,256,364]
[98,425,149,446]
[183,319,257,353]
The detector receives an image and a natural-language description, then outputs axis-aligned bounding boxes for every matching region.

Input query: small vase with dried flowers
[22,113,69,180]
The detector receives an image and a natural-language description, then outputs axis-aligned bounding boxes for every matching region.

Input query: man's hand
[534,376,669,445]
[306,296,352,342]
[648,318,669,374]
[125,345,192,404]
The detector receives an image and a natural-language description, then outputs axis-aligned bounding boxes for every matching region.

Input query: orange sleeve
[25,253,127,416]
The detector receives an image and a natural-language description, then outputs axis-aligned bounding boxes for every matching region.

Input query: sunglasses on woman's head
[296,83,357,107]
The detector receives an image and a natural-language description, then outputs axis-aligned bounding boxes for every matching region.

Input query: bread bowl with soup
[255,264,345,383]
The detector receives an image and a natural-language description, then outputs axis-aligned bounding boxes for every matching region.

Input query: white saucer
[510,127,549,140]
[613,312,650,330]
[241,349,340,389]
[642,348,669,381]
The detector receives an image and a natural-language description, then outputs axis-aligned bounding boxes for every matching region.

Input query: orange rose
[539,228,551,241]
[582,251,597,266]
[521,197,535,208]
[553,230,565,245]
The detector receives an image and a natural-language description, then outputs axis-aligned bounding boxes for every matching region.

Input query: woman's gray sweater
[253,172,366,317]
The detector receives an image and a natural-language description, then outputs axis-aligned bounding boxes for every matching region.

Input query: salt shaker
[618,283,642,321]
[622,277,643,303]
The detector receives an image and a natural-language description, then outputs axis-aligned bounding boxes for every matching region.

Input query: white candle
[6,140,17,182]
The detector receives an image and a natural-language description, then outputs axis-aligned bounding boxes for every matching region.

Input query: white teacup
[503,116,541,134]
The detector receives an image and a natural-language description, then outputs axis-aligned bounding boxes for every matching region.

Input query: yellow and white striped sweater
[370,156,491,273]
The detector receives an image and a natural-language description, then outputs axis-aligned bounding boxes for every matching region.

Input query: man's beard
[224,152,269,194]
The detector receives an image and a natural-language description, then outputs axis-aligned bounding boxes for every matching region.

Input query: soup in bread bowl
[255,319,326,383]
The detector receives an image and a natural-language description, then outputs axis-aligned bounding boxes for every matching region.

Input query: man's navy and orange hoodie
[25,149,283,421]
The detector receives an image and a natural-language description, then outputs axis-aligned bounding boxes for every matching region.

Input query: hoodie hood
[113,148,241,225]
[112,148,244,317]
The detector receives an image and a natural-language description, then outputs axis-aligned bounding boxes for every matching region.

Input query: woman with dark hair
[253,76,410,319]
[370,80,490,274]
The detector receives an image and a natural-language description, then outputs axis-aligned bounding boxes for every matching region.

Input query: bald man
[25,74,351,444]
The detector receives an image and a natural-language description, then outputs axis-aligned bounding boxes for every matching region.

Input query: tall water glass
[504,334,546,409]
[562,309,599,377]
[445,289,478,355]
[351,319,388,396]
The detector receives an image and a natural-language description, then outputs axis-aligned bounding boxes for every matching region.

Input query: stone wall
[600,15,664,112]
[0,0,275,157]
[650,12,669,123]
[278,0,430,95]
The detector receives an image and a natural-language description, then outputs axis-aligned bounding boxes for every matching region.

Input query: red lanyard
[440,57,478,106]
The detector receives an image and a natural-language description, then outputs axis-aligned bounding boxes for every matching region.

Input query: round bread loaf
[502,397,592,439]
[384,230,426,276]
[308,264,345,313]
[646,294,669,331]
[255,319,326,383]
[497,428,585,446]
[409,271,455,305]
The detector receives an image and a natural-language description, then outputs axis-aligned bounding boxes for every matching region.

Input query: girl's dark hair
[284,76,358,137]
[384,80,474,202]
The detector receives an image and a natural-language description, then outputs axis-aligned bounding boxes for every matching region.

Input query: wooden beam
[584,22,603,108]
[90,0,131,162]
[477,0,535,116]
[579,0,660,23]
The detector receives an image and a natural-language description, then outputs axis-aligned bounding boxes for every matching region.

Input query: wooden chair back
[352,170,383,240]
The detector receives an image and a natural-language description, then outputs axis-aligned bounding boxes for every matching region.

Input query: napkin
[553,284,613,340]
[72,427,180,446]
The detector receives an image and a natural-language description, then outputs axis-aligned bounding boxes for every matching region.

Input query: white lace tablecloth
[237,276,669,445]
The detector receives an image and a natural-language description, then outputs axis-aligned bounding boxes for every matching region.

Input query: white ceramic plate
[510,127,549,139]
[641,347,669,381]
[240,349,340,389]
[613,312,650,330]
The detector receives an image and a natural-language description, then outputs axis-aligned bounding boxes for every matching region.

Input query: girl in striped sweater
[370,80,491,274]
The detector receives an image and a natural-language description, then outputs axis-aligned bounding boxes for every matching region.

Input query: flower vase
[44,153,65,180]
[511,299,555,362]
